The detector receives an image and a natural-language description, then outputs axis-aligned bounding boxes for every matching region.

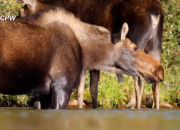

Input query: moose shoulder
[0,7,163,109]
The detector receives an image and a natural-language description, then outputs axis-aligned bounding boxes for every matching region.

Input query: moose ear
[120,22,129,41]
[111,34,120,43]
[22,0,37,8]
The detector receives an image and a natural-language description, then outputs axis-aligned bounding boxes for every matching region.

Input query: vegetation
[160,0,180,106]
[0,0,24,16]
[0,0,180,108]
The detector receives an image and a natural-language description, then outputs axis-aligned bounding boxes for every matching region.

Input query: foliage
[159,0,180,105]
[0,94,30,107]
[0,0,24,16]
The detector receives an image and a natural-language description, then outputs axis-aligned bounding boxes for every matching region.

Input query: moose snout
[154,65,164,83]
[143,64,164,84]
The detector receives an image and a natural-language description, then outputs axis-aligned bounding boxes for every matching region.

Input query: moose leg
[148,50,161,109]
[39,94,52,109]
[34,94,51,109]
[34,95,41,109]
[90,70,100,108]
[51,77,71,109]
[77,71,86,108]
[34,75,52,109]
[51,89,70,109]
[152,83,159,109]
[51,93,59,109]
[134,76,144,109]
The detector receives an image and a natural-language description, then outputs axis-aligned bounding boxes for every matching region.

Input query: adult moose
[19,0,164,109]
[0,7,164,109]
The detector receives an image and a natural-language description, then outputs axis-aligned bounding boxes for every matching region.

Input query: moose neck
[80,36,116,71]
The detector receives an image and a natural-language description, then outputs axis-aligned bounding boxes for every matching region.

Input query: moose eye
[133,47,138,52]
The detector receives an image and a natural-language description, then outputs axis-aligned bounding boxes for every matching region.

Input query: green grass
[159,0,180,105]
[0,0,180,108]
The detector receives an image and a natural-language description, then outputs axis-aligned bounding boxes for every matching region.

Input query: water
[0,108,180,130]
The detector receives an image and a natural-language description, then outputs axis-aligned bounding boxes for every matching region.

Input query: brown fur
[0,17,82,95]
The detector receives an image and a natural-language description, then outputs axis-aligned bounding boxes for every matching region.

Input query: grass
[159,0,180,106]
[0,0,180,108]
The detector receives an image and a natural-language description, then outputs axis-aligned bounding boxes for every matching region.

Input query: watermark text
[0,15,16,21]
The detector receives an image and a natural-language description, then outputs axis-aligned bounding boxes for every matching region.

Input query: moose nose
[158,76,163,82]
[156,65,164,83]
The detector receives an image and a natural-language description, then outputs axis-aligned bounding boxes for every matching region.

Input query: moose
[0,7,164,109]
[19,0,164,109]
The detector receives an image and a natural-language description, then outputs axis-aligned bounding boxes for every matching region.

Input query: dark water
[0,108,180,130]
